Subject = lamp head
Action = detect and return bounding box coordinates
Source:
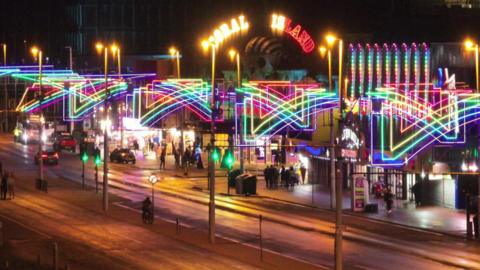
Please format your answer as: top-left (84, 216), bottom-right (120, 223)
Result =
top-left (95, 42), bottom-right (104, 54)
top-left (30, 46), bottom-right (39, 57)
top-left (325, 34), bottom-right (337, 46)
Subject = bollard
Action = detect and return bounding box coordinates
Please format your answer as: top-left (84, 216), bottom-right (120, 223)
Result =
top-left (53, 241), bottom-right (58, 270)
top-left (259, 215), bottom-right (263, 262)
top-left (467, 194), bottom-right (471, 238)
top-left (176, 218), bottom-right (180, 235)
top-left (0, 221), bottom-right (3, 247)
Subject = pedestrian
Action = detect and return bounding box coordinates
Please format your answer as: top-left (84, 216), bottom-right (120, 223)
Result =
top-left (280, 166), bottom-right (288, 188)
top-left (411, 181), bottom-right (422, 206)
top-left (264, 165), bottom-right (270, 188)
top-left (300, 164), bottom-right (306, 185)
top-left (182, 148), bottom-right (191, 176)
top-left (288, 166), bottom-right (296, 191)
top-left (159, 147), bottom-right (166, 170)
top-left (272, 165), bottom-right (279, 189)
top-left (173, 147), bottom-right (180, 167)
top-left (384, 187), bottom-right (394, 214)
top-left (195, 145), bottom-right (204, 169)
top-left (8, 172), bottom-right (15, 199)
top-left (1, 171), bottom-right (8, 200)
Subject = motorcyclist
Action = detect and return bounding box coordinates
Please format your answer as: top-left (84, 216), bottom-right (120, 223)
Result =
top-left (142, 197), bottom-right (153, 221)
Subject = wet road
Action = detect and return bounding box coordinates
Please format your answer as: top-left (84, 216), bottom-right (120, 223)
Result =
top-left (1, 135), bottom-right (480, 270)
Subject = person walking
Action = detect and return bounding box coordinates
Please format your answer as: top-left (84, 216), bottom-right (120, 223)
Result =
top-left (8, 172), bottom-right (15, 199)
top-left (1, 171), bottom-right (8, 200)
top-left (384, 187), bottom-right (394, 214)
top-left (300, 164), bottom-right (306, 185)
top-left (264, 165), bottom-right (270, 188)
top-left (280, 166), bottom-right (288, 188)
top-left (288, 166), bottom-right (296, 191)
top-left (411, 181), bottom-right (422, 206)
top-left (182, 148), bottom-right (191, 176)
top-left (272, 165), bottom-right (279, 189)
top-left (159, 147), bottom-right (166, 170)
top-left (173, 147), bottom-right (180, 167)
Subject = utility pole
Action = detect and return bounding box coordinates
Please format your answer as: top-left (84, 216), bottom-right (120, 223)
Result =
top-left (335, 39), bottom-right (344, 270)
top-left (103, 47), bottom-right (109, 211)
top-left (328, 49), bottom-right (336, 209)
top-left (236, 53), bottom-right (244, 172)
top-left (209, 45), bottom-right (216, 244)
top-left (65, 46), bottom-right (74, 134)
top-left (3, 44), bottom-right (8, 133)
top-left (38, 50), bottom-right (44, 187)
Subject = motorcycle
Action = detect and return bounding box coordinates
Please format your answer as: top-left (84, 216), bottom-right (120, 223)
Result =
top-left (142, 209), bottom-right (153, 224)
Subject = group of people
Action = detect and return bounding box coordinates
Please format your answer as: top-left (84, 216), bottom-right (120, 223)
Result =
top-left (0, 163), bottom-right (15, 200)
top-left (264, 164), bottom-right (307, 190)
top-left (159, 142), bottom-right (204, 174)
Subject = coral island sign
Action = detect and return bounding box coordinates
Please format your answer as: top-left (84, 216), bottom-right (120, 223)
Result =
top-left (208, 15), bottom-right (249, 45)
top-left (271, 14), bottom-right (315, 53)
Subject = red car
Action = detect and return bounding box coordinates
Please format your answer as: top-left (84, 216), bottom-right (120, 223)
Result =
top-left (53, 133), bottom-right (76, 152)
top-left (34, 150), bottom-right (59, 165)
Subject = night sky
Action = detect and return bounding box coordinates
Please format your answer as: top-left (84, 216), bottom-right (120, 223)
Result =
top-left (1, 0), bottom-right (480, 66)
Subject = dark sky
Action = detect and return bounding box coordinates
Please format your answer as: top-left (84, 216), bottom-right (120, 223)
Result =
top-left (1, 0), bottom-right (480, 65)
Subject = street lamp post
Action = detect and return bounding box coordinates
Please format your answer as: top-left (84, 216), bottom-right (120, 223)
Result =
top-left (65, 46), bottom-right (74, 134)
top-left (465, 39), bottom-right (480, 239)
top-left (170, 47), bottom-right (184, 155)
top-left (209, 44), bottom-right (217, 244)
top-left (229, 49), bottom-right (244, 172)
top-left (323, 33), bottom-right (344, 270)
top-left (31, 47), bottom-right (44, 188)
top-left (96, 42), bottom-right (110, 211)
top-left (3, 43), bottom-right (7, 132)
top-left (148, 174), bottom-right (158, 223)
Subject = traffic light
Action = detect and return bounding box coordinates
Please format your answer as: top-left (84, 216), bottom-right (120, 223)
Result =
top-left (212, 147), bottom-right (220, 162)
top-left (221, 149), bottom-right (234, 169)
top-left (82, 152), bottom-right (89, 163)
top-left (225, 149), bottom-right (234, 169)
top-left (95, 154), bottom-right (101, 166)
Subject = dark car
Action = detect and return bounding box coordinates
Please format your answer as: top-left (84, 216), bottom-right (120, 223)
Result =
top-left (110, 148), bottom-right (136, 164)
top-left (53, 133), bottom-right (76, 152)
top-left (34, 150), bottom-right (59, 165)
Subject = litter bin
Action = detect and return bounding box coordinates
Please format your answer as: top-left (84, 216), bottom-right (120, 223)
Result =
top-left (235, 174), bottom-right (249, 194)
top-left (229, 169), bottom-right (242, 188)
top-left (243, 175), bottom-right (257, 195)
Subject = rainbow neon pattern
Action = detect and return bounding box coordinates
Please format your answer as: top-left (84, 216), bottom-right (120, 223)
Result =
top-left (368, 83), bottom-right (476, 166)
top-left (14, 69), bottom-right (155, 121)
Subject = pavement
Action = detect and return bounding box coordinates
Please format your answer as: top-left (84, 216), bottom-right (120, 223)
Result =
top-left (133, 152), bottom-right (467, 237)
top-left (0, 162), bottom-right (321, 270)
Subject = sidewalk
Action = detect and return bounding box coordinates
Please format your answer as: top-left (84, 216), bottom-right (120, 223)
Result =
top-left (132, 154), bottom-right (467, 237)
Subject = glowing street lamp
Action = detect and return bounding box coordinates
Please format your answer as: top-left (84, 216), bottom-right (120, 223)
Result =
top-left (169, 46), bottom-right (181, 79)
top-left (110, 44), bottom-right (121, 76)
top-left (326, 34), bottom-right (337, 46)
top-left (322, 32), bottom-right (344, 270)
top-left (2, 43), bottom-right (7, 132)
top-left (464, 39), bottom-right (479, 91)
top-left (31, 46), bottom-right (45, 188)
top-left (318, 46), bottom-right (327, 58)
top-left (228, 48), bottom-right (244, 172)
top-left (95, 41), bottom-right (110, 211)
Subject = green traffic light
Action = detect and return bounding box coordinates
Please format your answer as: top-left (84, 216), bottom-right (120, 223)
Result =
top-left (82, 153), bottom-right (88, 163)
top-left (212, 149), bottom-right (220, 161)
top-left (226, 155), bottom-right (234, 167)
top-left (95, 156), bottom-right (101, 165)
